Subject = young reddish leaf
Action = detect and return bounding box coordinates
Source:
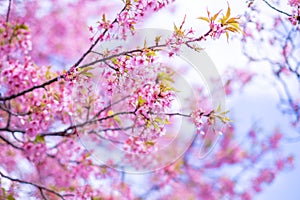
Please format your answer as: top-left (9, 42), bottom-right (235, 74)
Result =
top-left (212, 10), bottom-right (222, 21)
top-left (227, 17), bottom-right (239, 23)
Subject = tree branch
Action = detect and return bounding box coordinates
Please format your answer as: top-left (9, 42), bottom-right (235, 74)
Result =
top-left (6, 0), bottom-right (12, 22)
top-left (0, 134), bottom-right (23, 150)
top-left (41, 110), bottom-right (136, 137)
top-left (262, 0), bottom-right (291, 17)
top-left (78, 31), bottom-right (211, 70)
top-left (0, 171), bottom-right (74, 200)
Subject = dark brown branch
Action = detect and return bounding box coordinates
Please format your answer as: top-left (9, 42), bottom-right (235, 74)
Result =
top-left (0, 102), bottom-right (31, 117)
top-left (0, 134), bottom-right (23, 150)
top-left (0, 171), bottom-right (74, 200)
top-left (41, 109), bottom-right (197, 138)
top-left (153, 112), bottom-right (191, 118)
top-left (6, 102), bottom-right (11, 128)
top-left (6, 0), bottom-right (12, 22)
top-left (89, 130), bottom-right (124, 144)
top-left (79, 29), bottom-right (212, 69)
top-left (41, 110), bottom-right (135, 137)
top-left (0, 127), bottom-right (25, 134)
top-left (78, 46), bottom-right (160, 69)
top-left (0, 76), bottom-right (60, 101)
top-left (71, 3), bottom-right (128, 68)
top-left (104, 60), bottom-right (119, 71)
top-left (0, 23), bottom-right (211, 102)
top-left (93, 95), bottom-right (130, 119)
top-left (39, 188), bottom-right (49, 200)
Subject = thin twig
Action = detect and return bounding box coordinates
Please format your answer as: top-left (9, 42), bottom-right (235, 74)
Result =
top-left (0, 134), bottom-right (23, 150)
top-left (79, 29), bottom-right (212, 70)
top-left (262, 0), bottom-right (291, 17)
top-left (93, 95), bottom-right (130, 119)
top-left (6, 0), bottom-right (12, 22)
top-left (41, 110), bottom-right (135, 137)
top-left (0, 102), bottom-right (31, 117)
top-left (0, 127), bottom-right (25, 134)
top-left (39, 188), bottom-right (49, 200)
top-left (153, 112), bottom-right (191, 118)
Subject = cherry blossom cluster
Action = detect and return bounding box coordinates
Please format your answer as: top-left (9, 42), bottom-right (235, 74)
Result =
top-left (0, 20), bottom-right (32, 60)
top-left (288, 0), bottom-right (300, 7)
top-left (90, 0), bottom-right (175, 42)
top-left (89, 50), bottom-right (176, 153)
top-left (198, 5), bottom-right (242, 40)
top-left (289, 9), bottom-right (300, 25)
top-left (123, 136), bottom-right (157, 154)
top-left (23, 142), bottom-right (47, 164)
top-left (128, 82), bottom-right (173, 117)
top-left (1, 59), bottom-right (41, 96)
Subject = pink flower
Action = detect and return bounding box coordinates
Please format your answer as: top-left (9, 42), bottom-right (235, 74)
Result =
top-left (210, 23), bottom-right (226, 39)
top-left (191, 109), bottom-right (204, 129)
top-left (289, 0), bottom-right (300, 7)
top-left (26, 120), bottom-right (40, 138)
top-left (269, 132), bottom-right (282, 149)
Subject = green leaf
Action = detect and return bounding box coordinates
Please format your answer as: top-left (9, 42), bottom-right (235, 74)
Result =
top-left (146, 50), bottom-right (156, 57)
top-left (146, 119), bottom-right (151, 128)
top-left (221, 110), bottom-right (230, 115)
top-left (144, 141), bottom-right (155, 146)
top-left (154, 35), bottom-right (161, 45)
top-left (173, 23), bottom-right (184, 36)
top-left (91, 197), bottom-right (104, 200)
top-left (18, 24), bottom-right (29, 30)
top-left (53, 92), bottom-right (60, 101)
top-left (45, 68), bottom-right (51, 80)
top-left (225, 31), bottom-right (229, 42)
top-left (216, 104), bottom-right (222, 113)
top-left (113, 115), bottom-right (122, 124)
top-left (1, 188), bottom-right (6, 196)
top-left (228, 22), bottom-right (242, 32)
top-left (82, 72), bottom-right (94, 78)
top-left (157, 71), bottom-right (175, 83)
top-left (7, 194), bottom-right (16, 200)
top-left (138, 96), bottom-right (146, 107)
top-left (34, 135), bottom-right (45, 144)
top-left (227, 17), bottom-right (239, 23)
top-left (79, 66), bottom-right (94, 72)
top-left (78, 66), bottom-right (95, 78)
top-left (154, 117), bottom-right (162, 123)
top-left (111, 57), bottom-right (118, 65)
top-left (197, 16), bottom-right (209, 22)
